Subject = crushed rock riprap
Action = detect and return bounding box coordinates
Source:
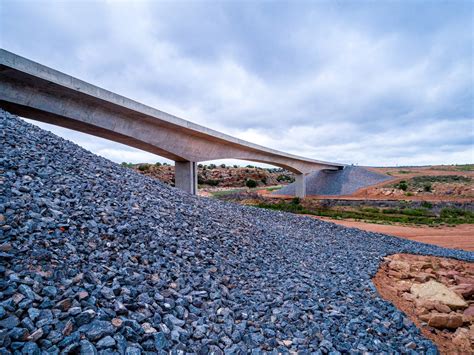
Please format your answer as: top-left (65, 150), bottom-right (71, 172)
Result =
top-left (0, 109), bottom-right (473, 354)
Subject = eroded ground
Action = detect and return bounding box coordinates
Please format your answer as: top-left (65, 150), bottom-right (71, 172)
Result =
top-left (374, 254), bottom-right (474, 354)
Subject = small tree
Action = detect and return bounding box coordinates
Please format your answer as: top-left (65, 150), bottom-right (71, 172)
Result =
top-left (138, 164), bottom-right (150, 171)
top-left (246, 179), bottom-right (257, 188)
top-left (421, 201), bottom-right (433, 209)
top-left (206, 179), bottom-right (219, 186)
top-left (396, 181), bottom-right (408, 191)
top-left (220, 163), bottom-right (226, 168)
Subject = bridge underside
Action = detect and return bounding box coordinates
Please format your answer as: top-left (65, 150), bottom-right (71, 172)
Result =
top-left (0, 50), bottom-right (344, 197)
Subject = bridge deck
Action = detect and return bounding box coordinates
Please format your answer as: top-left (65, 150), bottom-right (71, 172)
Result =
top-left (0, 49), bottom-right (344, 196)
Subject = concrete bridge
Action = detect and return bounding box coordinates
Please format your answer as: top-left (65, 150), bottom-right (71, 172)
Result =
top-left (0, 49), bottom-right (344, 197)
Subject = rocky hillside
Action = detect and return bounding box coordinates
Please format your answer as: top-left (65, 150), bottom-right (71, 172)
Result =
top-left (1, 110), bottom-right (473, 354)
top-left (126, 163), bottom-right (294, 188)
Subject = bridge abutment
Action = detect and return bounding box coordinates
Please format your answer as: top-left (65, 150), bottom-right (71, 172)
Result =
top-left (295, 173), bottom-right (306, 198)
top-left (175, 161), bottom-right (198, 195)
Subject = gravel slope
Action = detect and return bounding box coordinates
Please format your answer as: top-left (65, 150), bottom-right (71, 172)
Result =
top-left (1, 110), bottom-right (473, 354)
top-left (275, 166), bottom-right (392, 196)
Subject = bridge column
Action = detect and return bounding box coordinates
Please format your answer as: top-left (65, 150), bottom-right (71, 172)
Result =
top-left (175, 161), bottom-right (198, 194)
top-left (295, 173), bottom-right (306, 198)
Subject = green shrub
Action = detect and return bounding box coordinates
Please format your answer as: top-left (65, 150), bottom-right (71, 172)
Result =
top-left (246, 179), bottom-right (257, 188)
top-left (276, 174), bottom-right (294, 183)
top-left (208, 164), bottom-right (217, 169)
top-left (233, 165), bottom-right (239, 168)
top-left (261, 177), bottom-right (267, 184)
top-left (396, 181), bottom-right (408, 191)
top-left (440, 208), bottom-right (471, 218)
top-left (138, 164), bottom-right (150, 171)
top-left (206, 179), bottom-right (219, 186)
top-left (291, 197), bottom-right (301, 205)
top-left (401, 208), bottom-right (428, 216)
top-left (220, 164), bottom-right (226, 168)
top-left (155, 162), bottom-right (162, 167)
top-left (361, 207), bottom-right (379, 213)
top-left (421, 201), bottom-right (433, 209)
top-left (198, 177), bottom-right (219, 186)
top-left (424, 184), bottom-right (432, 192)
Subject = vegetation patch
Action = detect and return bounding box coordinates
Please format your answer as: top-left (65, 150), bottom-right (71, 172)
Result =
top-left (411, 175), bottom-right (471, 185)
top-left (393, 175), bottom-right (471, 193)
top-left (245, 179), bottom-right (258, 188)
top-left (251, 200), bottom-right (474, 226)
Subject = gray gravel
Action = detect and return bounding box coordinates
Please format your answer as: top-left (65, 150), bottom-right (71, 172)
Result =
top-left (1, 110), bottom-right (473, 354)
top-left (275, 166), bottom-right (392, 196)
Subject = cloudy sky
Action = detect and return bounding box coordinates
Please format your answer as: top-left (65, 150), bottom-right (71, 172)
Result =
top-left (1, 0), bottom-right (473, 167)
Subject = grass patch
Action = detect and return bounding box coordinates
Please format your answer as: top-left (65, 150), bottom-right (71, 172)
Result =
top-left (265, 186), bottom-right (282, 192)
top-left (209, 188), bottom-right (246, 198)
top-left (456, 164), bottom-right (474, 171)
top-left (411, 175), bottom-right (471, 185)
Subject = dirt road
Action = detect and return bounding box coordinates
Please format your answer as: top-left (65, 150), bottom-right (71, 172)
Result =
top-left (313, 217), bottom-right (474, 251)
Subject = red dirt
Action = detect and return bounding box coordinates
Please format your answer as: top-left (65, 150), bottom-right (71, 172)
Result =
top-left (311, 217), bottom-right (474, 251)
top-left (373, 254), bottom-right (474, 354)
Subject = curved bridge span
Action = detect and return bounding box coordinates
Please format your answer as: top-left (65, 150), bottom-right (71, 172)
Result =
top-left (0, 49), bottom-right (344, 196)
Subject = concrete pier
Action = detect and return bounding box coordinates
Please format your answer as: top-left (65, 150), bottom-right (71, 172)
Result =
top-left (295, 174), bottom-right (306, 198)
top-left (175, 161), bottom-right (198, 194)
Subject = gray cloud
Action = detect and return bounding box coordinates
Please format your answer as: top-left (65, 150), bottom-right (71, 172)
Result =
top-left (1, 0), bottom-right (473, 166)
